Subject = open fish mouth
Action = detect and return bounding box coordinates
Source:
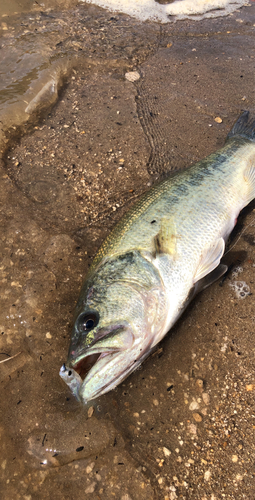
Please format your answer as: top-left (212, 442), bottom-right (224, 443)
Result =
top-left (59, 349), bottom-right (122, 402)
top-left (60, 327), bottom-right (136, 401)
top-left (72, 353), bottom-right (102, 380)
top-left (71, 348), bottom-right (120, 381)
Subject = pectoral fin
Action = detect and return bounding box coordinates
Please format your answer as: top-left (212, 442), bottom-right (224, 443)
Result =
top-left (183, 263), bottom-right (228, 312)
top-left (194, 263), bottom-right (228, 293)
top-left (194, 238), bottom-right (225, 284)
top-left (244, 160), bottom-right (255, 205)
top-left (155, 218), bottom-right (177, 256)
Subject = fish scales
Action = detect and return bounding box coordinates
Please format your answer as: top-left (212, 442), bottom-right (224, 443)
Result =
top-left (91, 139), bottom-right (252, 266)
top-left (60, 111), bottom-right (255, 404)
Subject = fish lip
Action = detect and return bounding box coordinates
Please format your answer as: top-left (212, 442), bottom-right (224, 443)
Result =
top-left (70, 346), bottom-right (120, 372)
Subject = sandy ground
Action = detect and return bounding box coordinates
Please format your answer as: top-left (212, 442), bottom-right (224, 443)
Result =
top-left (0, 3), bottom-right (255, 499)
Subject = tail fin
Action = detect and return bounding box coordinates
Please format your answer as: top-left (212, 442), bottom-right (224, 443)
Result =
top-left (227, 111), bottom-right (255, 142)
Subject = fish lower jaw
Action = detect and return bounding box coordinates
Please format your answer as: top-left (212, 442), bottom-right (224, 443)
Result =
top-left (78, 346), bottom-right (155, 404)
top-left (78, 350), bottom-right (124, 403)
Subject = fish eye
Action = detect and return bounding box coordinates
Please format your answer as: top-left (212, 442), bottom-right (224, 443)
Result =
top-left (76, 311), bottom-right (99, 334)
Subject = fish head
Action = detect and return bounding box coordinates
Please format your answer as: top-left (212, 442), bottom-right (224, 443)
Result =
top-left (60, 251), bottom-right (167, 403)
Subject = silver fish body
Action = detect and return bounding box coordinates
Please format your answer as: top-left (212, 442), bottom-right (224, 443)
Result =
top-left (60, 111), bottom-right (255, 403)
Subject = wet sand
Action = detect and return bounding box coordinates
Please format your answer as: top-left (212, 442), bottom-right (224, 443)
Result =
top-left (0, 3), bottom-right (255, 499)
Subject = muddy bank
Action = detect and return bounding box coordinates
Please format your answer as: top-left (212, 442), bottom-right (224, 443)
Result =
top-left (0, 2), bottom-right (255, 499)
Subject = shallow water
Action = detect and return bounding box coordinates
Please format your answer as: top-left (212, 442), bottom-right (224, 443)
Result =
top-left (1, 2), bottom-right (255, 499)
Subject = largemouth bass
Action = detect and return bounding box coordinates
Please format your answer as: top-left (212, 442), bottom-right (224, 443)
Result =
top-left (60, 111), bottom-right (255, 404)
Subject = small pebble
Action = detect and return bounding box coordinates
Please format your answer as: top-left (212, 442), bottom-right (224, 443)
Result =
top-left (232, 455), bottom-right (238, 463)
top-left (246, 384), bottom-right (254, 391)
top-left (193, 412), bottom-right (202, 422)
top-left (88, 406), bottom-right (94, 418)
top-left (236, 474), bottom-right (243, 481)
top-left (163, 447), bottom-right (171, 457)
top-left (214, 116), bottom-right (222, 123)
top-left (85, 482), bottom-right (96, 494)
top-left (189, 401), bottom-right (199, 411)
top-left (86, 462), bottom-right (95, 474)
top-left (204, 470), bottom-right (211, 481)
top-left (196, 378), bottom-right (204, 391)
top-left (125, 71), bottom-right (140, 82)
top-left (188, 424), bottom-right (197, 435)
top-left (202, 393), bottom-right (210, 405)
top-left (153, 399), bottom-right (159, 406)
top-left (169, 486), bottom-right (177, 500)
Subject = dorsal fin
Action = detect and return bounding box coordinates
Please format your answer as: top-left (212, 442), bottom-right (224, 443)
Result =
top-left (227, 110), bottom-right (255, 142)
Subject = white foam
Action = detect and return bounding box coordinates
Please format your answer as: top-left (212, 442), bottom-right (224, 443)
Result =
top-left (229, 280), bottom-right (251, 299)
top-left (166, 0), bottom-right (247, 20)
top-left (80, 0), bottom-right (248, 23)
top-left (231, 265), bottom-right (243, 279)
top-left (81, 0), bottom-right (168, 22)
